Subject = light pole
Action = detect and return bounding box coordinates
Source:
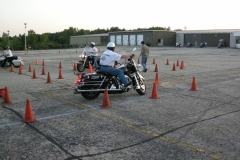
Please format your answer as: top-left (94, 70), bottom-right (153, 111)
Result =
top-left (24, 23), bottom-right (27, 50)
top-left (7, 30), bottom-right (10, 46)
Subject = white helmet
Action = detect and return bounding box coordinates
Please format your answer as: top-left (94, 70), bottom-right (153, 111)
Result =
top-left (107, 42), bottom-right (115, 48)
top-left (90, 42), bottom-right (95, 46)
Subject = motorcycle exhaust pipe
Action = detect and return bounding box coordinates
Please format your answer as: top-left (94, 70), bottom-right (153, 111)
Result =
top-left (74, 88), bottom-right (123, 94)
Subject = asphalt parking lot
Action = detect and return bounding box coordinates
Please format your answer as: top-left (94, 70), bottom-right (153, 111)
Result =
top-left (0, 46), bottom-right (240, 160)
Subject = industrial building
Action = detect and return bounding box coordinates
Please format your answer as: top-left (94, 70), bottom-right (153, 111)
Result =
top-left (70, 29), bottom-right (240, 48)
top-left (176, 29), bottom-right (240, 48)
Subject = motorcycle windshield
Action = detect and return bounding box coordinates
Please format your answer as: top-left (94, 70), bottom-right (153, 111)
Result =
top-left (79, 46), bottom-right (90, 58)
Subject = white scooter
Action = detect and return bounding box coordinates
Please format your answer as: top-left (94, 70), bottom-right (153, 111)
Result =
top-left (0, 55), bottom-right (24, 68)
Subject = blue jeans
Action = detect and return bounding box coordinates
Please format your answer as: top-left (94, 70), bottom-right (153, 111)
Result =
top-left (141, 55), bottom-right (148, 71)
top-left (92, 56), bottom-right (98, 69)
top-left (99, 66), bottom-right (128, 86)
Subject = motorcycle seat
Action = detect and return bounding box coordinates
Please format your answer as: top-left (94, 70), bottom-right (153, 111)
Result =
top-left (96, 71), bottom-right (111, 76)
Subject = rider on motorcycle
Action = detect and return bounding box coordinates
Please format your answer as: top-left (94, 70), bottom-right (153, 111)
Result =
top-left (1, 46), bottom-right (14, 67)
top-left (99, 42), bottom-right (132, 88)
top-left (88, 42), bottom-right (98, 70)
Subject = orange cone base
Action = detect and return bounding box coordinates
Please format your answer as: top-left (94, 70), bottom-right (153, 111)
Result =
top-left (100, 104), bottom-right (113, 109)
top-left (0, 89), bottom-right (5, 97)
top-left (190, 88), bottom-right (198, 91)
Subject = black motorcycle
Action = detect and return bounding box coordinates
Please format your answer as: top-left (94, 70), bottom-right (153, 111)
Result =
top-left (76, 46), bottom-right (100, 72)
top-left (74, 54), bottom-right (146, 100)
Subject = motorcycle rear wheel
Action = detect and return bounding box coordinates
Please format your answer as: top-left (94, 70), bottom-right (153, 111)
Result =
top-left (81, 86), bottom-right (100, 100)
top-left (77, 62), bottom-right (85, 72)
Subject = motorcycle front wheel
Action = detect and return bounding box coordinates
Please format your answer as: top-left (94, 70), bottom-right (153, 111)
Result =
top-left (136, 78), bottom-right (146, 95)
top-left (77, 62), bottom-right (85, 72)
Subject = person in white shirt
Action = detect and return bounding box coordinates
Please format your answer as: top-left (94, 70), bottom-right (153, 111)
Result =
top-left (1, 46), bottom-right (14, 67)
top-left (88, 42), bottom-right (98, 69)
top-left (99, 42), bottom-right (131, 88)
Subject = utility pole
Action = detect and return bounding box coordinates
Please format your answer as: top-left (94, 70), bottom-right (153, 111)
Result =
top-left (24, 23), bottom-right (27, 50)
top-left (7, 30), bottom-right (10, 46)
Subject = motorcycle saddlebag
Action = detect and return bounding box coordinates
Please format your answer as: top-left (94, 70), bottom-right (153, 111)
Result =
top-left (82, 73), bottom-right (104, 81)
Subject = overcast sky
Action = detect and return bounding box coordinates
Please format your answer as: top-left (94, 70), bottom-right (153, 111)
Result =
top-left (1, 0), bottom-right (239, 37)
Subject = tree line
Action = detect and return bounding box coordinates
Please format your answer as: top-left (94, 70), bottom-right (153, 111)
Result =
top-left (0, 26), bottom-right (182, 51)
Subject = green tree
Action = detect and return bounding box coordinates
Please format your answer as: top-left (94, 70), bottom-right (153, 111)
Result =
top-left (40, 33), bottom-right (48, 49)
top-left (27, 30), bottom-right (38, 48)
top-left (12, 35), bottom-right (22, 50)
top-left (1, 32), bottom-right (8, 48)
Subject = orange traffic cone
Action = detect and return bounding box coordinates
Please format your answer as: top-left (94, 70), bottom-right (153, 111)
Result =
top-left (32, 69), bottom-right (37, 79)
top-left (18, 66), bottom-right (22, 75)
top-left (138, 58), bottom-right (140, 64)
top-left (88, 63), bottom-right (93, 73)
top-left (28, 64), bottom-right (32, 72)
top-left (176, 60), bottom-right (179, 66)
top-left (166, 59), bottom-right (169, 65)
top-left (172, 63), bottom-right (176, 71)
top-left (2, 87), bottom-right (12, 104)
top-left (22, 99), bottom-right (36, 123)
top-left (20, 63), bottom-right (23, 70)
top-left (58, 69), bottom-right (64, 79)
top-left (100, 88), bottom-right (112, 109)
top-left (59, 61), bottom-right (62, 68)
top-left (73, 63), bottom-right (76, 71)
top-left (149, 82), bottom-right (160, 99)
top-left (35, 59), bottom-right (39, 65)
top-left (41, 66), bottom-right (46, 75)
top-left (154, 64), bottom-right (158, 72)
top-left (180, 61), bottom-right (184, 69)
top-left (154, 72), bottom-right (160, 85)
top-left (0, 88), bottom-right (5, 97)
top-left (152, 58), bottom-right (155, 64)
top-left (42, 60), bottom-right (45, 66)
top-left (182, 60), bottom-right (185, 68)
top-left (10, 65), bottom-right (14, 72)
top-left (46, 72), bottom-right (52, 84)
top-left (190, 77), bottom-right (198, 91)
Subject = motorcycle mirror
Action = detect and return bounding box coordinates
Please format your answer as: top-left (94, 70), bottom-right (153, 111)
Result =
top-left (133, 47), bottom-right (136, 52)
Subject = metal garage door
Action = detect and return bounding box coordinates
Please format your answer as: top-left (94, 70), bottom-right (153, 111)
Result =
top-left (116, 35), bottom-right (122, 45)
top-left (130, 35), bottom-right (136, 46)
top-left (137, 35), bottom-right (143, 46)
top-left (110, 35), bottom-right (115, 44)
top-left (123, 35), bottom-right (128, 45)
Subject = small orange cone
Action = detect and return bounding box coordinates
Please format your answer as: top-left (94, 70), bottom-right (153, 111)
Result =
top-left (152, 58), bottom-right (155, 64)
top-left (190, 77), bottom-right (198, 91)
top-left (176, 60), bottom-right (179, 66)
top-left (35, 59), bottom-right (39, 65)
top-left (2, 87), bottom-right (12, 104)
top-left (172, 63), bottom-right (176, 71)
top-left (73, 63), bottom-right (76, 71)
top-left (180, 61), bottom-right (184, 69)
top-left (182, 60), bottom-right (185, 68)
top-left (149, 82), bottom-right (160, 99)
top-left (154, 72), bottom-right (160, 85)
top-left (59, 61), bottom-right (62, 68)
top-left (100, 88), bottom-right (112, 109)
top-left (10, 65), bottom-right (14, 72)
top-left (41, 66), bottom-right (46, 75)
top-left (28, 64), bottom-right (32, 72)
top-left (20, 63), bottom-right (23, 70)
top-left (166, 59), bottom-right (169, 65)
top-left (58, 69), bottom-right (64, 79)
top-left (22, 99), bottom-right (36, 123)
top-left (42, 60), bottom-right (45, 66)
top-left (154, 64), bottom-right (158, 72)
top-left (88, 63), bottom-right (93, 73)
top-left (32, 69), bottom-right (37, 79)
top-left (0, 88), bottom-right (5, 98)
top-left (18, 66), bottom-right (22, 75)
top-left (138, 58), bottom-right (140, 64)
top-left (46, 72), bottom-right (52, 84)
